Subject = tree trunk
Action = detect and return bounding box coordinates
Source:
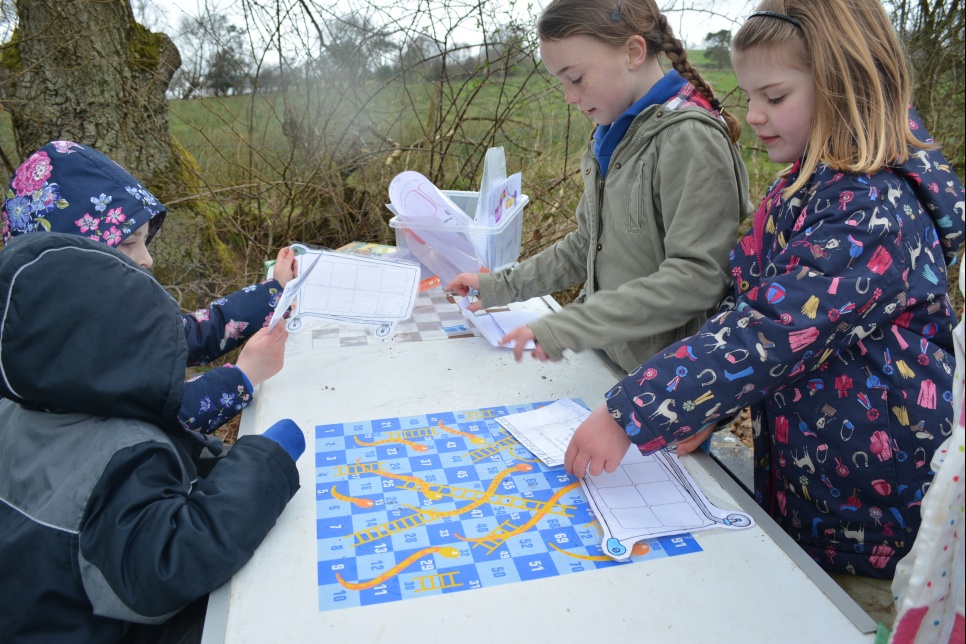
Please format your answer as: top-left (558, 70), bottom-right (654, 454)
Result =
top-left (1, 0), bottom-right (181, 183)
top-left (1, 1), bottom-right (235, 308)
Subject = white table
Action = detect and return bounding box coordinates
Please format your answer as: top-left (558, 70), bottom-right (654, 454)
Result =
top-left (202, 295), bottom-right (876, 643)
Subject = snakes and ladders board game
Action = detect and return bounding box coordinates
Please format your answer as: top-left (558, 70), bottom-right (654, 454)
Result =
top-left (315, 401), bottom-right (703, 612)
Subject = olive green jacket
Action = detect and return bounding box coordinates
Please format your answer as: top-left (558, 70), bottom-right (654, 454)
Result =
top-left (478, 104), bottom-right (751, 372)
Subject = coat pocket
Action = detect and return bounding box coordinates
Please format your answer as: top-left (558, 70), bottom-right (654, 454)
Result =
top-left (621, 161), bottom-right (655, 235)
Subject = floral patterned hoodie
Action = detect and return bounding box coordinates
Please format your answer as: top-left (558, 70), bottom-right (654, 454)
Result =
top-left (603, 110), bottom-right (965, 578)
top-left (1, 141), bottom-right (285, 434)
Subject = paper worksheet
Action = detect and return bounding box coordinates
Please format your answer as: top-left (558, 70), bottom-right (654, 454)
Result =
top-left (494, 399), bottom-right (756, 560)
top-left (495, 398), bottom-right (590, 467)
top-left (267, 251), bottom-right (324, 331)
top-left (581, 446), bottom-right (755, 560)
top-left (273, 245), bottom-right (420, 337)
top-left (483, 172), bottom-right (522, 226)
top-left (457, 296), bottom-right (541, 350)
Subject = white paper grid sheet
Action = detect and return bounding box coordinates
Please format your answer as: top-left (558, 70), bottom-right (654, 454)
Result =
top-left (581, 446), bottom-right (755, 560)
top-left (286, 245), bottom-right (420, 337)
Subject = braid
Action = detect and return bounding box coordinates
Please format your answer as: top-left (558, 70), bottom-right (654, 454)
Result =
top-left (657, 20), bottom-right (742, 143)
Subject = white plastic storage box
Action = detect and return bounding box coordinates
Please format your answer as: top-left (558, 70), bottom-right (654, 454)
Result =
top-left (387, 190), bottom-right (529, 279)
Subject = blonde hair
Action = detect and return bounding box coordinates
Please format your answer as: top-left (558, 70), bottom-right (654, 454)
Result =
top-left (733, 0), bottom-right (929, 195)
top-left (538, 0), bottom-right (742, 143)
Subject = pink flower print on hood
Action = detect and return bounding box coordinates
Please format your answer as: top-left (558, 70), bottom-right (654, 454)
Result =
top-left (1, 141), bottom-right (166, 247)
top-left (11, 151), bottom-right (54, 196)
top-left (101, 226), bottom-right (124, 247)
top-left (103, 207), bottom-right (126, 225)
top-left (75, 214), bottom-right (101, 235)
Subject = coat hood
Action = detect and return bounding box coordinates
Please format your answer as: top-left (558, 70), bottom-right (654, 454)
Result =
top-left (1, 141), bottom-right (166, 247)
top-left (0, 233), bottom-right (186, 428)
top-left (622, 83), bottom-right (735, 148)
top-left (892, 108), bottom-right (965, 267)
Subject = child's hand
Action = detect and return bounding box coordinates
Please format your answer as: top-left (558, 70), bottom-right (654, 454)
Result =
top-left (674, 425), bottom-right (715, 455)
top-left (501, 325), bottom-right (548, 362)
top-left (564, 403), bottom-right (631, 477)
top-left (272, 247), bottom-right (298, 287)
top-left (235, 323), bottom-right (288, 387)
top-left (445, 273), bottom-right (482, 311)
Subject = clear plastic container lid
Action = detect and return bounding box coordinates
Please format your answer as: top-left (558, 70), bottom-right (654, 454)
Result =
top-left (387, 191), bottom-right (529, 234)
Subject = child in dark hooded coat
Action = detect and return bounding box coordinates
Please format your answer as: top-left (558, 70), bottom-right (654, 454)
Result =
top-left (0, 231), bottom-right (303, 642)
top-left (1, 140), bottom-right (295, 434)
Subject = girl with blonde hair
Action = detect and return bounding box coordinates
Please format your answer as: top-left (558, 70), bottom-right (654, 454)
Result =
top-left (567, 0), bottom-right (964, 610)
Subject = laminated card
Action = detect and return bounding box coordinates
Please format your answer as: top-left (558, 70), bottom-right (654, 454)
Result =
top-left (496, 399), bottom-right (755, 560)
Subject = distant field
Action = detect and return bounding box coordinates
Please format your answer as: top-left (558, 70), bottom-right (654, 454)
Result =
top-left (0, 50), bottom-right (780, 203)
top-left (164, 70), bottom-right (587, 192)
top-left (161, 51), bottom-right (779, 192)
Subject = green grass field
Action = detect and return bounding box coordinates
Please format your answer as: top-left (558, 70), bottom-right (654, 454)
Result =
top-left (0, 51), bottom-right (777, 208)
top-left (154, 54), bottom-right (779, 191)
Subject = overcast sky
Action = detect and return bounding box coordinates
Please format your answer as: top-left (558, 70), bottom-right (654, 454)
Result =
top-left (141, 0), bottom-right (755, 49)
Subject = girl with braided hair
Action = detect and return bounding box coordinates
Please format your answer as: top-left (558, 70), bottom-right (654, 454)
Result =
top-left (446, 0), bottom-right (751, 373)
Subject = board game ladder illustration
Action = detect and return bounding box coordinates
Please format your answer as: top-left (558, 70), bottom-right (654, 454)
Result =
top-left (314, 401), bottom-right (722, 611)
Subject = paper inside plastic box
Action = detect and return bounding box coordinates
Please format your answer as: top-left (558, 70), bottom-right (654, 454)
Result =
top-left (388, 190), bottom-right (528, 281)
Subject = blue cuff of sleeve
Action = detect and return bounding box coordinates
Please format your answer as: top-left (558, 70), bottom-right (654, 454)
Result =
top-left (261, 419), bottom-right (306, 461)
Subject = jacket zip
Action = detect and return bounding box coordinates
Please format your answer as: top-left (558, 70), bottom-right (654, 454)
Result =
top-left (752, 178), bottom-right (789, 272)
